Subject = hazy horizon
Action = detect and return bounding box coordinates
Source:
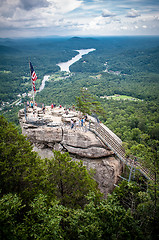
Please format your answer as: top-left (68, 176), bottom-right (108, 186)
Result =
top-left (1, 35), bottom-right (159, 40)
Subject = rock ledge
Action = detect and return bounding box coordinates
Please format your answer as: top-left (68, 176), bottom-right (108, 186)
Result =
top-left (19, 106), bottom-right (122, 196)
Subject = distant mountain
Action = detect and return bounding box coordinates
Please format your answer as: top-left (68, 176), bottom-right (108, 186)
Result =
top-left (65, 36), bottom-right (99, 49)
top-left (68, 36), bottom-right (96, 42)
top-left (35, 36), bottom-right (99, 51)
top-left (0, 45), bottom-right (20, 54)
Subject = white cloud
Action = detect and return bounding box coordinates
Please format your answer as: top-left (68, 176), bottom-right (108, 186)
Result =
top-left (0, 0), bottom-right (84, 31)
top-left (126, 8), bottom-right (140, 18)
top-left (47, 0), bottom-right (83, 14)
top-left (102, 9), bottom-right (116, 18)
top-left (0, 0), bottom-right (158, 37)
top-left (120, 26), bottom-right (128, 30)
top-left (0, 0), bottom-right (83, 18)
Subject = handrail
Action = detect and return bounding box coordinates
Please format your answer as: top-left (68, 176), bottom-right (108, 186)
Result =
top-left (90, 122), bottom-right (154, 181)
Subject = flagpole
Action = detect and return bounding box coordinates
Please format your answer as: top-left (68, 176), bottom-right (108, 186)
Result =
top-left (29, 60), bottom-right (33, 103)
top-left (33, 86), bottom-right (35, 106)
top-left (29, 60), bottom-right (35, 106)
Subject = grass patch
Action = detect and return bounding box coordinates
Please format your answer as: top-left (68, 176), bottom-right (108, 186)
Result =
top-left (100, 94), bottom-right (142, 101)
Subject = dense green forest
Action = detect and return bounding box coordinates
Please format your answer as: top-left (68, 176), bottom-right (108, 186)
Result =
top-left (0, 36), bottom-right (159, 103)
top-left (1, 36), bottom-right (158, 162)
top-left (0, 116), bottom-right (159, 239)
top-left (0, 36), bottom-right (159, 172)
top-left (0, 36), bottom-right (158, 159)
top-left (0, 36), bottom-right (159, 238)
top-left (1, 36), bottom-right (159, 105)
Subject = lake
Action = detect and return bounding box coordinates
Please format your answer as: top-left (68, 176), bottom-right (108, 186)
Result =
top-left (38, 48), bottom-right (96, 92)
top-left (57, 48), bottom-right (96, 72)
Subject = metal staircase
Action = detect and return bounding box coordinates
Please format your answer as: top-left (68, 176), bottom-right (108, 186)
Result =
top-left (89, 122), bottom-right (154, 181)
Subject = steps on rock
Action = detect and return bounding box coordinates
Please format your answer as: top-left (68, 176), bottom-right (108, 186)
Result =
top-left (90, 122), bottom-right (154, 181)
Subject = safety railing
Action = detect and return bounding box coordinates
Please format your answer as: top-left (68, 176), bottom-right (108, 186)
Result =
top-left (90, 122), bottom-right (154, 181)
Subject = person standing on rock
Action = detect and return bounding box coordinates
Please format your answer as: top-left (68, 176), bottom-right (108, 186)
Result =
top-left (27, 101), bottom-right (30, 108)
top-left (30, 101), bottom-right (33, 109)
top-left (81, 118), bottom-right (84, 127)
top-left (84, 121), bottom-right (87, 132)
top-left (42, 104), bottom-right (45, 114)
top-left (71, 119), bottom-right (74, 129)
top-left (74, 120), bottom-right (77, 130)
top-left (76, 119), bottom-right (80, 129)
top-left (82, 118), bottom-right (85, 131)
top-left (84, 115), bottom-right (87, 121)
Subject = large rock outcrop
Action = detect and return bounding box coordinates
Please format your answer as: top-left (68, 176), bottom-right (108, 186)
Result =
top-left (19, 106), bottom-right (122, 197)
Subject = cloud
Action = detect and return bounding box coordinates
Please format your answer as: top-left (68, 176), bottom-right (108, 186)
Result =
top-left (120, 26), bottom-right (128, 30)
top-left (0, 0), bottom-right (83, 18)
top-left (0, 0), bottom-right (158, 37)
top-left (102, 9), bottom-right (116, 18)
top-left (51, 0), bottom-right (83, 13)
top-left (0, 0), bottom-right (50, 17)
top-left (126, 9), bottom-right (140, 18)
top-left (19, 0), bottom-right (50, 11)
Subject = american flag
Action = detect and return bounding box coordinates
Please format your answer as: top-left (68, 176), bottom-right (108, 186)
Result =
top-left (29, 61), bottom-right (37, 92)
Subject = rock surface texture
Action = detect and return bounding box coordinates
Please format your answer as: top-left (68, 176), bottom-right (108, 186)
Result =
top-left (19, 106), bottom-right (122, 197)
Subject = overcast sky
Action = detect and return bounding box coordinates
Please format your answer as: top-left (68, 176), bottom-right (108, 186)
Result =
top-left (0, 0), bottom-right (159, 38)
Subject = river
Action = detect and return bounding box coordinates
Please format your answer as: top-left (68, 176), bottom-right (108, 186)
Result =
top-left (38, 75), bottom-right (50, 92)
top-left (38, 48), bottom-right (96, 92)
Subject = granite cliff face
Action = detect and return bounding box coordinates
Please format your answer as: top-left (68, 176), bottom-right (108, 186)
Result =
top-left (19, 106), bottom-right (122, 197)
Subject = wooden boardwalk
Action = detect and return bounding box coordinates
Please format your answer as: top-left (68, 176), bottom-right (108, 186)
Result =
top-left (90, 122), bottom-right (154, 181)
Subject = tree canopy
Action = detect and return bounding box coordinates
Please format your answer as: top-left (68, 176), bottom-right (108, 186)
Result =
top-left (0, 116), bottom-right (159, 239)
top-left (76, 88), bottom-right (106, 118)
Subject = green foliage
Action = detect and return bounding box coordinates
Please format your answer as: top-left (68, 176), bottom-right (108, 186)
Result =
top-left (1, 185), bottom-right (158, 240)
top-left (1, 36), bottom-right (159, 123)
top-left (0, 116), bottom-right (101, 208)
top-left (0, 193), bottom-right (24, 240)
top-left (0, 192), bottom-right (142, 240)
top-left (46, 150), bottom-right (101, 208)
top-left (136, 200), bottom-right (159, 239)
top-left (24, 194), bottom-right (64, 240)
top-left (0, 71), bottom-right (30, 103)
top-left (1, 36), bottom-right (159, 239)
top-left (2, 104), bottom-right (23, 131)
top-left (76, 88), bottom-right (106, 118)
top-left (113, 181), bottom-right (143, 212)
top-left (112, 180), bottom-right (159, 240)
top-left (60, 192), bottom-right (142, 240)
top-left (0, 118), bottom-right (158, 239)
top-left (0, 116), bottom-right (43, 201)
top-left (101, 97), bottom-right (159, 175)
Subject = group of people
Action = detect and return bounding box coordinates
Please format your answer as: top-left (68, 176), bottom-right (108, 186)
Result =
top-left (27, 100), bottom-right (36, 109)
top-left (25, 101), bottom-right (46, 114)
top-left (70, 115), bottom-right (88, 131)
top-left (51, 103), bottom-right (56, 109)
top-left (25, 101), bottom-right (90, 130)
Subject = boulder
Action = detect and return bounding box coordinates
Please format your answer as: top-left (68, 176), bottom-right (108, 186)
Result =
top-left (19, 106), bottom-right (122, 197)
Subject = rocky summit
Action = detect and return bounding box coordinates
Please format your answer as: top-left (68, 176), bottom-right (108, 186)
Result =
top-left (19, 105), bottom-right (123, 197)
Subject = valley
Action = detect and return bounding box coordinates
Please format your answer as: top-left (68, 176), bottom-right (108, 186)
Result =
top-left (0, 36), bottom-right (158, 161)
top-left (0, 36), bottom-right (159, 240)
